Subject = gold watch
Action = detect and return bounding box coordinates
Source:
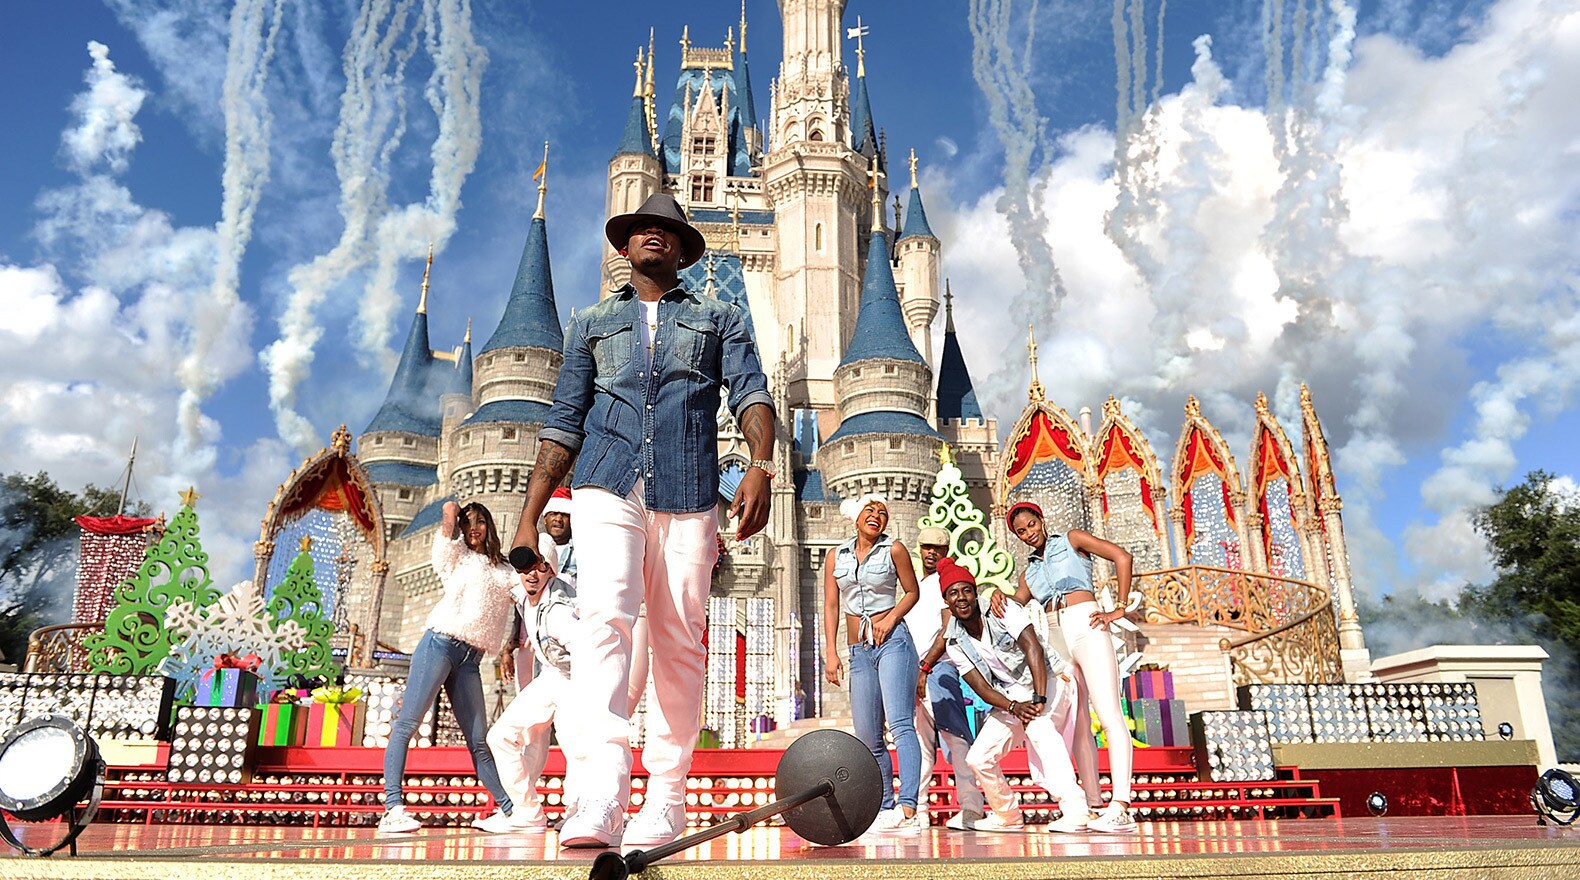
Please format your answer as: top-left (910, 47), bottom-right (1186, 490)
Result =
top-left (749, 459), bottom-right (777, 479)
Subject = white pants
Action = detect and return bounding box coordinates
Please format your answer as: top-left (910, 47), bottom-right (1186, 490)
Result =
top-left (487, 665), bottom-right (568, 823)
top-left (1058, 600), bottom-right (1133, 804)
top-left (564, 484), bottom-right (718, 807)
top-left (915, 693), bottom-right (985, 816)
top-left (966, 707), bottom-right (1086, 819)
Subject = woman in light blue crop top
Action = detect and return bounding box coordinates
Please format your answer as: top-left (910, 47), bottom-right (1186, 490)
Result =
top-left (1000, 500), bottom-right (1141, 834)
top-left (822, 493), bottom-right (925, 832)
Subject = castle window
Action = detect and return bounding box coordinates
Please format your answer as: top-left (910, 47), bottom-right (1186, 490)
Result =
top-left (514, 353), bottom-right (525, 362)
top-left (851, 367), bottom-right (862, 378)
top-left (502, 427), bottom-right (517, 440)
top-left (398, 488), bottom-right (412, 500)
top-left (401, 437), bottom-right (414, 447)
top-left (889, 439), bottom-right (903, 451)
top-left (842, 444), bottom-right (855, 457)
top-left (815, 223), bottom-right (824, 252)
top-left (691, 174), bottom-right (715, 203)
top-left (374, 436), bottom-right (384, 445)
top-left (807, 508), bottom-right (822, 520)
top-left (883, 364), bottom-right (897, 375)
top-left (692, 135), bottom-right (716, 155)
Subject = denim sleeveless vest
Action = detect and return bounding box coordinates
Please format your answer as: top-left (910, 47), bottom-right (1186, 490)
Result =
top-left (1024, 533), bottom-right (1094, 606)
top-left (832, 534), bottom-right (898, 643)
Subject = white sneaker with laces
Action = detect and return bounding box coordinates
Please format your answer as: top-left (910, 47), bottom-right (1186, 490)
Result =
top-left (882, 809), bottom-right (924, 835)
top-left (558, 797), bottom-right (624, 848)
top-left (946, 809), bottom-right (984, 831)
top-left (971, 810), bottom-right (1026, 832)
top-left (378, 805), bottom-right (421, 834)
top-left (1046, 812), bottom-right (1089, 834)
top-left (1087, 803), bottom-right (1137, 833)
top-left (624, 802), bottom-right (687, 848)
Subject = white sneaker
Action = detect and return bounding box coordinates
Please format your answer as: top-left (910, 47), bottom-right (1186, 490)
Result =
top-left (623, 801), bottom-right (686, 847)
top-left (971, 810), bottom-right (1026, 832)
top-left (558, 797), bottom-right (624, 848)
top-left (882, 809), bottom-right (924, 836)
top-left (1046, 812), bottom-right (1089, 834)
top-left (1087, 804), bottom-right (1137, 833)
top-left (377, 805), bottom-right (421, 834)
top-left (946, 809), bottom-right (984, 831)
top-left (472, 809), bottom-right (519, 834)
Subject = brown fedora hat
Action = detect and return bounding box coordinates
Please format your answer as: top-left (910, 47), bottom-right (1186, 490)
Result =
top-left (604, 194), bottom-right (707, 269)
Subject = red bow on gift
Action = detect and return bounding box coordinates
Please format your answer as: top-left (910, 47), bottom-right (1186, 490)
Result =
top-left (201, 652), bottom-right (263, 680)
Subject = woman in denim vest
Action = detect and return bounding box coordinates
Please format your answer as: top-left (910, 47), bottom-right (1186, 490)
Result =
top-left (997, 501), bottom-right (1139, 834)
top-left (822, 494), bottom-right (925, 834)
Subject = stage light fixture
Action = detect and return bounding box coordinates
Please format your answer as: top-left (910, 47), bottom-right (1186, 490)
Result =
top-left (1498, 722), bottom-right (1515, 741)
top-left (1531, 768), bottom-right (1580, 826)
top-left (1366, 792), bottom-right (1388, 817)
top-left (0, 715), bottom-right (106, 857)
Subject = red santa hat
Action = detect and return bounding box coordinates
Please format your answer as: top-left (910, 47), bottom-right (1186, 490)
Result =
top-left (935, 558), bottom-right (977, 597)
top-left (544, 487), bottom-right (573, 516)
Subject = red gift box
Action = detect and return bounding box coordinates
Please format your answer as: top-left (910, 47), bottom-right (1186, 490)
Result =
top-left (304, 701), bottom-right (365, 747)
top-left (258, 703), bottom-right (307, 746)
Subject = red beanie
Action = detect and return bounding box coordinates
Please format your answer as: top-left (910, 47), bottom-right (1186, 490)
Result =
top-left (1006, 500), bottom-right (1043, 531)
top-left (935, 558), bottom-right (976, 597)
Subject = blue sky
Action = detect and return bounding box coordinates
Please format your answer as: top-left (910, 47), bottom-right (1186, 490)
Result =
top-left (2, 0), bottom-right (1577, 615)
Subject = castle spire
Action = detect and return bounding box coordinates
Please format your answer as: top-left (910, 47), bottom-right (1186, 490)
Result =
top-left (739, 0), bottom-right (748, 54)
top-left (848, 19), bottom-right (878, 158)
top-left (416, 243), bottom-right (433, 314)
top-left (481, 179), bottom-right (563, 357)
top-left (937, 282), bottom-right (983, 421)
top-left (633, 46), bottom-right (645, 98)
top-left (898, 149), bottom-right (936, 240)
top-left (533, 141), bottom-right (549, 220)
top-left (842, 165), bottom-right (925, 369)
top-left (850, 15), bottom-right (868, 78)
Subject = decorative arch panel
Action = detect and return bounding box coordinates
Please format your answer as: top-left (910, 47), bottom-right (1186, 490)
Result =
top-left (1250, 394), bottom-right (1308, 580)
top-left (995, 399), bottom-right (1093, 553)
top-left (1172, 397), bottom-right (1246, 569)
top-left (1094, 396), bottom-right (1169, 571)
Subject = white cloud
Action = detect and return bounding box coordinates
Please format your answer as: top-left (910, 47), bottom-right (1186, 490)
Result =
top-left (932, 0), bottom-right (1580, 601)
top-left (61, 41), bottom-right (146, 173)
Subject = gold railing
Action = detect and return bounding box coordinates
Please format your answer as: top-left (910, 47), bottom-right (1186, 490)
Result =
top-left (1109, 565), bottom-right (1342, 686)
top-left (25, 622), bottom-right (104, 673)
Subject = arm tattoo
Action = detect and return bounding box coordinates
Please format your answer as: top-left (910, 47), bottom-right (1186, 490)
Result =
top-left (740, 403), bottom-right (777, 460)
top-left (529, 441), bottom-right (575, 495)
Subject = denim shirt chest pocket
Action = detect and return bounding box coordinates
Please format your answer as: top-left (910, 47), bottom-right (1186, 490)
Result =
top-left (673, 313), bottom-right (721, 373)
top-left (586, 317), bottom-right (635, 379)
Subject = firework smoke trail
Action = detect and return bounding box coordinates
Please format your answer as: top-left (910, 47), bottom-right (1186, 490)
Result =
top-left (173, 0), bottom-right (285, 461)
top-left (967, 0), bottom-right (1066, 404)
top-left (357, 0), bottom-right (486, 366)
top-left (262, 0), bottom-right (484, 451)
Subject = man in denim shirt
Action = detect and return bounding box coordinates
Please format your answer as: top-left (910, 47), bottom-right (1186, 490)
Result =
top-left (510, 194), bottom-right (777, 849)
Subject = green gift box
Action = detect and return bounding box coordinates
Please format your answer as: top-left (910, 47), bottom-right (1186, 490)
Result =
top-left (258, 702), bottom-right (307, 746)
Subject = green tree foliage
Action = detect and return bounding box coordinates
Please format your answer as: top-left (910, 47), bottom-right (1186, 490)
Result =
top-left (1463, 471), bottom-right (1580, 648)
top-left (0, 472), bottom-right (148, 665)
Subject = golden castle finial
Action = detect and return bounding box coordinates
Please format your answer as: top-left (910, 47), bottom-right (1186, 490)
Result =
top-left (331, 424), bottom-right (352, 454)
top-left (1103, 394), bottom-right (1122, 419)
top-left (417, 243), bottom-right (433, 314)
top-left (1255, 391), bottom-right (1270, 416)
top-left (179, 486), bottom-right (201, 507)
top-left (725, 26), bottom-right (734, 57)
top-left (909, 147), bottom-right (919, 190)
top-left (849, 15), bottom-right (869, 78)
top-left (680, 24), bottom-right (690, 53)
top-left (1300, 382), bottom-right (1314, 412)
top-left (464, 316), bottom-right (472, 344)
top-left (1185, 394), bottom-right (1201, 419)
top-left (645, 29), bottom-right (659, 154)
top-left (939, 443), bottom-right (955, 466)
top-left (299, 535), bottom-right (313, 553)
top-left (739, 0), bottom-right (748, 54)
top-left (633, 46), bottom-right (645, 98)
top-left (1026, 324), bottom-right (1045, 401)
top-left (534, 142), bottom-right (549, 220)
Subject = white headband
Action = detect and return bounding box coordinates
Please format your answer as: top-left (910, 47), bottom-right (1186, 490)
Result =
top-left (839, 493), bottom-right (889, 522)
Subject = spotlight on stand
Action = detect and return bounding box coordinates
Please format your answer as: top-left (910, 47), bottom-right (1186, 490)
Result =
top-left (1531, 768), bottom-right (1580, 827)
top-left (0, 715), bottom-right (106, 857)
top-left (1366, 792), bottom-right (1388, 817)
top-left (1498, 722), bottom-right (1515, 741)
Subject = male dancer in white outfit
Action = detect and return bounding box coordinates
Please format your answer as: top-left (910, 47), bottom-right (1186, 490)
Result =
top-left (502, 488), bottom-right (576, 687)
top-left (906, 527), bottom-right (987, 829)
top-left (485, 554), bottom-right (577, 831)
top-left (510, 194), bottom-right (777, 849)
top-left (934, 559), bottom-right (1090, 834)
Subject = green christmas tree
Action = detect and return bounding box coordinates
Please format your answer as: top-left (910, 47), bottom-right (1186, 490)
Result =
top-left (85, 487), bottom-right (222, 674)
top-left (265, 536), bottom-right (340, 683)
top-left (918, 445), bottom-right (1015, 596)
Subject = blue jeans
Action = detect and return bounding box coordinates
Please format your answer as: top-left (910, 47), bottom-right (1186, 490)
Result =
top-left (383, 629), bottom-right (513, 813)
top-left (848, 620), bottom-right (922, 811)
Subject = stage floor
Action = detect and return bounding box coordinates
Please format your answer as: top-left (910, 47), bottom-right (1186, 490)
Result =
top-left (2, 816), bottom-right (1578, 880)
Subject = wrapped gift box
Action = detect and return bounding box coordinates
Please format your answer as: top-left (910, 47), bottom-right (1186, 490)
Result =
top-left (195, 668), bottom-right (260, 708)
top-left (1123, 669), bottom-right (1175, 702)
top-left (305, 701), bottom-right (365, 747)
top-left (258, 702), bottom-right (308, 747)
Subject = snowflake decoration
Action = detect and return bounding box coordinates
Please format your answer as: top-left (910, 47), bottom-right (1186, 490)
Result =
top-left (158, 580), bottom-right (308, 701)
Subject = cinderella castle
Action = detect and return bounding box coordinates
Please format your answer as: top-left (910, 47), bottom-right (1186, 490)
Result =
top-left (339, 1), bottom-right (1370, 735)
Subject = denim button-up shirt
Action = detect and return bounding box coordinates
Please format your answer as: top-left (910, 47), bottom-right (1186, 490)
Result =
top-left (1024, 533), bottom-right (1095, 606)
top-left (538, 284), bottom-right (773, 513)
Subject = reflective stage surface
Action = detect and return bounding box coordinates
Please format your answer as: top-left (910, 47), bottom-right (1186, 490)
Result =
top-left (2, 815), bottom-right (1578, 879)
